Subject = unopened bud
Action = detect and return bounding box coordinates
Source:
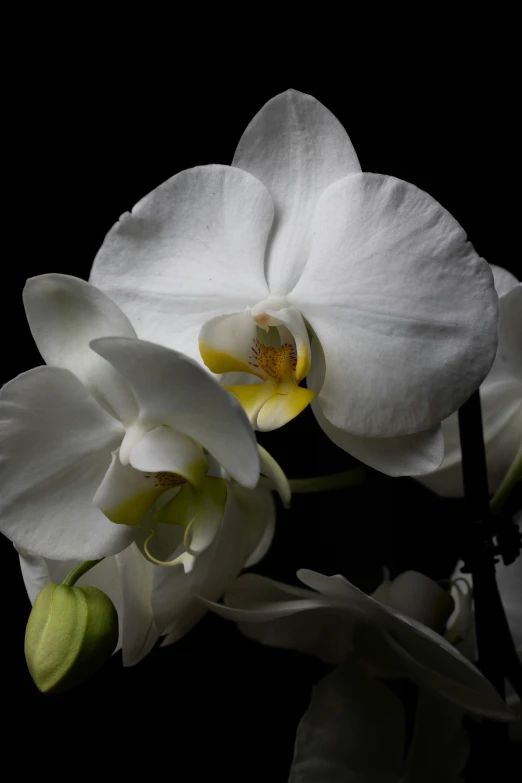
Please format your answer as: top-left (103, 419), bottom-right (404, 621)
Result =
top-left (24, 582), bottom-right (118, 693)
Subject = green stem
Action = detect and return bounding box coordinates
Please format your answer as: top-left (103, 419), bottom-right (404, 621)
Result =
top-left (259, 466), bottom-right (366, 494)
top-left (489, 442), bottom-right (522, 514)
top-left (62, 559), bottom-right (103, 587)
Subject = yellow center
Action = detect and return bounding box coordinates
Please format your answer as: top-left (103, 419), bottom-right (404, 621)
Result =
top-left (250, 340), bottom-right (296, 383)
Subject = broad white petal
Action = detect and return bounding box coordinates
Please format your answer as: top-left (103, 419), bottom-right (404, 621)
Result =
top-left (233, 89), bottom-right (361, 294)
top-left (291, 173), bottom-right (498, 437)
top-left (288, 656), bottom-right (405, 783)
top-left (115, 543), bottom-right (158, 666)
top-left (19, 551), bottom-right (125, 655)
top-left (91, 337), bottom-right (260, 488)
top-left (154, 489), bottom-right (256, 641)
top-left (308, 338), bottom-right (444, 476)
top-left (90, 165), bottom-right (273, 361)
top-left (23, 274), bottom-right (138, 423)
top-left (0, 367), bottom-right (133, 559)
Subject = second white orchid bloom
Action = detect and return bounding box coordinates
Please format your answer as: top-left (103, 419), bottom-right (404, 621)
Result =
top-left (0, 274), bottom-right (260, 565)
top-left (90, 89), bottom-right (498, 477)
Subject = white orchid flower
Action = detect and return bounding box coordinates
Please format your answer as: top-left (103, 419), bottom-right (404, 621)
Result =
top-left (89, 89), bottom-right (498, 478)
top-left (418, 265), bottom-right (522, 497)
top-left (203, 568), bottom-right (511, 720)
top-left (0, 274), bottom-right (261, 566)
top-left (17, 486), bottom-right (274, 663)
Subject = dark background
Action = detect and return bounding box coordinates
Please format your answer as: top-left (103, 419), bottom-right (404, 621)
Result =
top-left (3, 81), bottom-right (520, 779)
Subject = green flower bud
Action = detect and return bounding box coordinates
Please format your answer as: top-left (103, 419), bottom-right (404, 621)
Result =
top-left (24, 582), bottom-right (119, 693)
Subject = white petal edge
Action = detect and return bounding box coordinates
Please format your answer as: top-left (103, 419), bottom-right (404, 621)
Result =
top-left (0, 367), bottom-right (133, 559)
top-left (233, 89), bottom-right (361, 294)
top-left (291, 173), bottom-right (498, 437)
top-left (90, 165), bottom-right (273, 361)
top-left (307, 339), bottom-right (444, 476)
top-left (23, 274), bottom-right (138, 424)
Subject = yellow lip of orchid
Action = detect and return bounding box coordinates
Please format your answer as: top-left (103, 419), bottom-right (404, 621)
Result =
top-left (199, 304), bottom-right (314, 431)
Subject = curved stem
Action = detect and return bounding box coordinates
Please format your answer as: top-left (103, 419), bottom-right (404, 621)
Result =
top-left (258, 466), bottom-right (366, 494)
top-left (62, 559), bottom-right (103, 587)
top-left (490, 442), bottom-right (522, 514)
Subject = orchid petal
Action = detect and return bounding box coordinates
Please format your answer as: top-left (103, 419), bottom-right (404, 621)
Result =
top-left (233, 89), bottom-right (360, 293)
top-left (383, 570), bottom-right (455, 634)
top-left (289, 656), bottom-right (406, 783)
top-left (23, 274), bottom-right (138, 424)
top-left (256, 386), bottom-right (315, 432)
top-left (0, 367), bottom-right (133, 559)
top-left (199, 310), bottom-right (264, 378)
top-left (493, 283), bottom-right (522, 380)
top-left (402, 690), bottom-right (468, 783)
top-left (156, 490), bottom-right (257, 641)
top-left (307, 338), bottom-right (444, 476)
top-left (231, 485), bottom-right (276, 568)
top-left (213, 567), bottom-right (511, 718)
top-left (115, 543), bottom-right (159, 666)
top-left (297, 571), bottom-right (512, 719)
top-left (91, 337), bottom-right (260, 488)
top-left (418, 382), bottom-right (522, 496)
top-left (129, 425), bottom-right (208, 488)
top-left (204, 573), bottom-right (331, 623)
top-left (491, 264), bottom-right (519, 297)
top-left (377, 625), bottom-right (511, 719)
top-left (185, 477), bottom-right (227, 558)
top-left (93, 451), bottom-right (166, 526)
top-left (291, 173), bottom-right (498, 438)
top-left (225, 382), bottom-right (276, 428)
top-left (90, 165), bottom-right (273, 360)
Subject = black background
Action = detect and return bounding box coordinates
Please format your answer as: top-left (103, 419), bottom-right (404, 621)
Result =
top-left (2, 80), bottom-right (520, 779)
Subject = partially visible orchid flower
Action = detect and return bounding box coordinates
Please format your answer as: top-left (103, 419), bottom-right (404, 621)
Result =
top-left (90, 89), bottom-right (498, 477)
top-left (204, 569), bottom-right (504, 781)
top-left (204, 569), bottom-right (511, 719)
top-left (418, 265), bottom-right (522, 497)
top-left (17, 485), bottom-right (274, 664)
top-left (0, 275), bottom-right (261, 568)
top-left (448, 515), bottom-right (522, 740)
